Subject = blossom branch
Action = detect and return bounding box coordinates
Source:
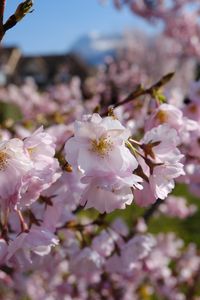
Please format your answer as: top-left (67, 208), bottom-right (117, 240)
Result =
top-left (101, 72), bottom-right (175, 116)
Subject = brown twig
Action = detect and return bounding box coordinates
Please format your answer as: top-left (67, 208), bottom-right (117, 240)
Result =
top-left (143, 198), bottom-right (162, 223)
top-left (0, 0), bottom-right (6, 24)
top-left (101, 72), bottom-right (174, 117)
top-left (0, 0), bottom-right (33, 42)
top-left (0, 0), bottom-right (6, 40)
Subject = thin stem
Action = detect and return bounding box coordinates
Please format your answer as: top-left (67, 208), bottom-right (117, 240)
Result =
top-left (101, 72), bottom-right (174, 117)
top-left (143, 199), bottom-right (162, 223)
top-left (17, 210), bottom-right (29, 233)
top-left (125, 140), bottom-right (137, 156)
top-left (128, 138), bottom-right (141, 146)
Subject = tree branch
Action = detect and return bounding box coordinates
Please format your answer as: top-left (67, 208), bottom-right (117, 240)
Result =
top-left (101, 72), bottom-right (175, 117)
top-left (0, 0), bottom-right (6, 40)
top-left (0, 0), bottom-right (33, 42)
top-left (143, 198), bottom-right (162, 223)
top-left (0, 0), bottom-right (6, 24)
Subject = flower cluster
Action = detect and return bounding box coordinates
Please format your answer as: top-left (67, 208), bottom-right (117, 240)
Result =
top-left (107, 0), bottom-right (200, 58)
top-left (64, 113), bottom-right (142, 212)
top-left (0, 127), bottom-right (60, 268)
top-left (0, 2), bottom-right (200, 296)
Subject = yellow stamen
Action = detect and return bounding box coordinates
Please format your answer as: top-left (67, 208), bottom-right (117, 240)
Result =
top-left (90, 137), bottom-right (113, 157)
top-left (155, 110), bottom-right (168, 123)
top-left (0, 151), bottom-right (9, 171)
top-left (28, 147), bottom-right (36, 155)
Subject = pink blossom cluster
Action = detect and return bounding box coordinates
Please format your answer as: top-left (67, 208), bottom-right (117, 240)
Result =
top-left (159, 195), bottom-right (197, 219)
top-left (0, 67), bottom-right (199, 296)
top-left (1, 221), bottom-right (199, 300)
top-left (0, 13), bottom-right (200, 297)
top-left (0, 0), bottom-right (200, 297)
top-left (0, 77), bottom-right (84, 120)
top-left (0, 76), bottom-right (198, 298)
top-left (0, 127), bottom-right (60, 267)
top-left (106, 0), bottom-right (200, 58)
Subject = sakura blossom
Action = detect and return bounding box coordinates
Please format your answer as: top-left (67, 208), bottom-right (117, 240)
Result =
top-left (20, 127), bottom-right (61, 208)
top-left (159, 195), bottom-right (197, 219)
top-left (0, 0), bottom-right (199, 299)
top-left (65, 113), bottom-right (143, 212)
top-left (134, 124), bottom-right (185, 206)
top-left (7, 225), bottom-right (59, 269)
top-left (145, 103), bottom-right (199, 142)
top-left (0, 138), bottom-right (32, 216)
top-left (69, 247), bottom-right (104, 282)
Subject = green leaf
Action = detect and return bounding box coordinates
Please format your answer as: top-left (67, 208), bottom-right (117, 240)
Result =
top-left (0, 101), bottom-right (23, 123)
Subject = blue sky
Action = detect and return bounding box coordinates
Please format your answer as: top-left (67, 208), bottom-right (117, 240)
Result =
top-left (3, 0), bottom-right (154, 55)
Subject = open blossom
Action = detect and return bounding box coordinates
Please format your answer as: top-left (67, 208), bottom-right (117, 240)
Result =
top-left (19, 127), bottom-right (60, 208)
top-left (0, 138), bottom-right (32, 214)
top-left (43, 170), bottom-right (84, 212)
top-left (144, 234), bottom-right (183, 283)
top-left (65, 113), bottom-right (137, 174)
top-left (0, 127), bottom-right (61, 232)
top-left (159, 196), bottom-right (197, 219)
top-left (91, 230), bottom-right (116, 257)
top-left (134, 124), bottom-right (185, 206)
top-left (65, 113), bottom-right (142, 212)
top-left (7, 226), bottom-right (59, 268)
top-left (80, 173), bottom-right (142, 213)
top-left (69, 247), bottom-right (104, 282)
top-left (121, 234), bottom-right (156, 270)
top-left (145, 103), bottom-right (198, 142)
top-left (177, 244), bottom-right (200, 282)
top-left (106, 234), bottom-right (155, 276)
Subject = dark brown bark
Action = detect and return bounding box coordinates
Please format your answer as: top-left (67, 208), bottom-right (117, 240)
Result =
top-left (0, 0), bottom-right (33, 43)
top-left (143, 198), bottom-right (162, 223)
top-left (0, 0), bottom-right (6, 41)
top-left (101, 72), bottom-right (174, 117)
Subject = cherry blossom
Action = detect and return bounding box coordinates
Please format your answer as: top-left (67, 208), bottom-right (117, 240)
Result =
top-left (65, 113), bottom-right (142, 212)
top-left (0, 138), bottom-right (32, 216)
top-left (134, 124), bottom-right (185, 206)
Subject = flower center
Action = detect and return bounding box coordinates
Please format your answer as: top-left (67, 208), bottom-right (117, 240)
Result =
top-left (28, 147), bottom-right (37, 155)
top-left (90, 137), bottom-right (113, 157)
top-left (155, 110), bottom-right (168, 123)
top-left (0, 151), bottom-right (9, 171)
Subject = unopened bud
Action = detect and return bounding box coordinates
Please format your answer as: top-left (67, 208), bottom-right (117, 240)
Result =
top-left (15, 0), bottom-right (33, 22)
top-left (64, 162), bottom-right (73, 173)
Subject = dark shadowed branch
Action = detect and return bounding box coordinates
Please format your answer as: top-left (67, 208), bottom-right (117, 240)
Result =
top-left (0, 0), bottom-right (6, 40)
top-left (0, 0), bottom-right (33, 42)
top-left (143, 198), bottom-right (162, 223)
